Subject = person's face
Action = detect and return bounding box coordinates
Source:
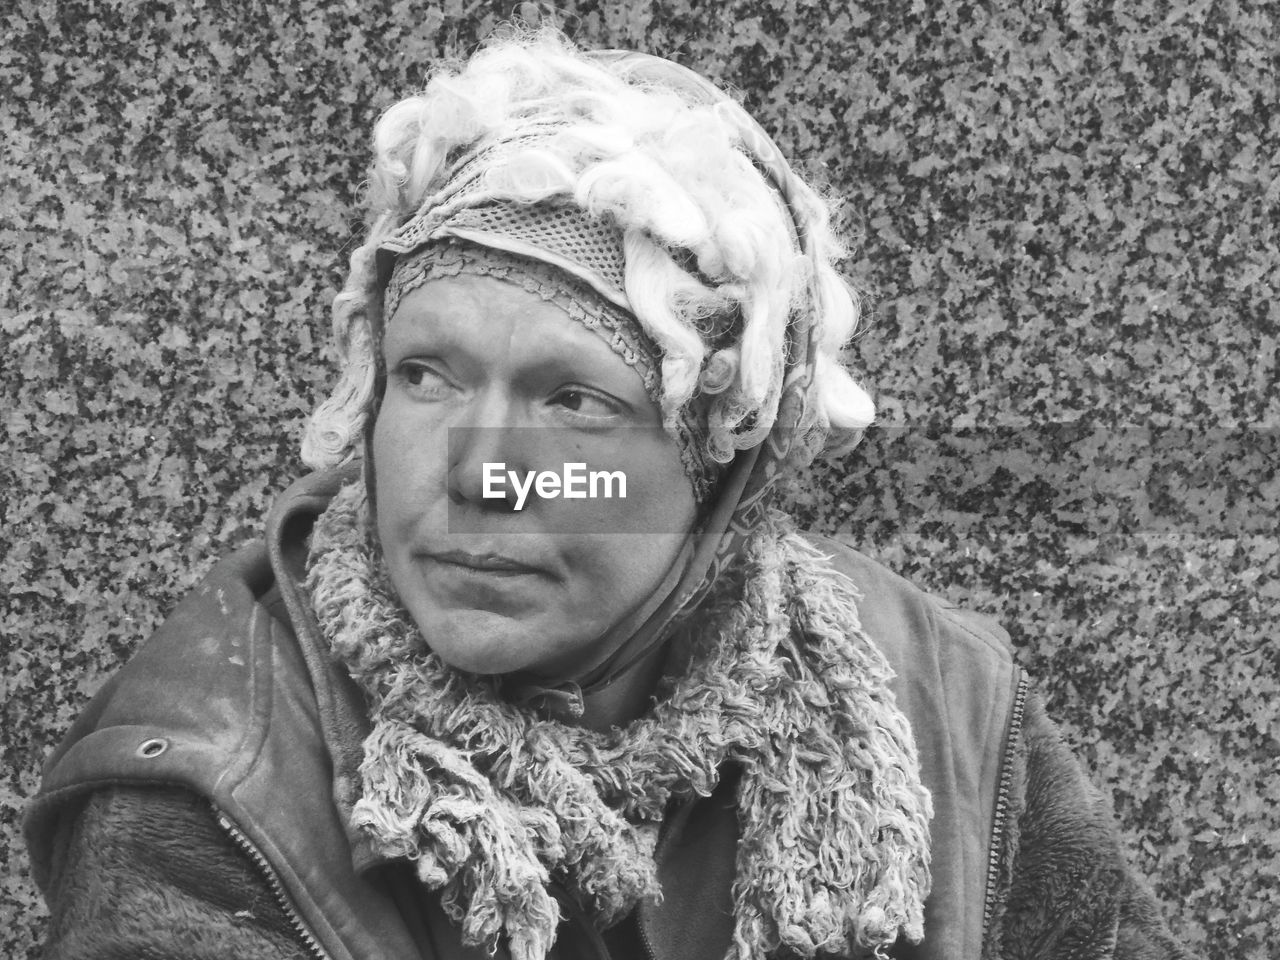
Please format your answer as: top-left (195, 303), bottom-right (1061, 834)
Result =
top-left (373, 273), bottom-right (698, 678)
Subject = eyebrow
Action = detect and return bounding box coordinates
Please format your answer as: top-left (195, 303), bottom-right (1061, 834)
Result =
top-left (386, 311), bottom-right (649, 396)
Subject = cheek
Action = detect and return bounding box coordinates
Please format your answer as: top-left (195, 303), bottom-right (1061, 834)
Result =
top-left (552, 436), bottom-right (696, 603)
top-left (607, 433), bottom-right (698, 535)
top-left (371, 399), bottom-right (447, 529)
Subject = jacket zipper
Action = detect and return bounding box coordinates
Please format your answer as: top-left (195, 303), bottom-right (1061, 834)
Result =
top-left (981, 670), bottom-right (1030, 945)
top-left (214, 806), bottom-right (331, 960)
top-left (638, 800), bottom-right (687, 960)
top-left (639, 915), bottom-right (658, 960)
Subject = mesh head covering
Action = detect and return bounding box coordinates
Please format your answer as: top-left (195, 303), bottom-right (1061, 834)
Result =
top-left (385, 202), bottom-right (629, 310)
top-left (376, 122), bottom-right (633, 307)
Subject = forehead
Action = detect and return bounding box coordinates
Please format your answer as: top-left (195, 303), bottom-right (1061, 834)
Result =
top-left (383, 273), bottom-right (637, 376)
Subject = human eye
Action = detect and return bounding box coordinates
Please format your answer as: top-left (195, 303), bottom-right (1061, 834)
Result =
top-left (392, 360), bottom-right (453, 399)
top-left (547, 385), bottom-right (627, 422)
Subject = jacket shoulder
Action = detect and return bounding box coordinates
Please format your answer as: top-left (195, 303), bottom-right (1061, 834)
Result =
top-left (804, 532), bottom-right (1015, 675)
top-left (803, 532), bottom-right (1022, 958)
top-left (25, 541), bottom-right (310, 888)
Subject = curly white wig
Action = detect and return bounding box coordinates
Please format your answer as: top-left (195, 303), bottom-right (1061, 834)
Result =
top-left (301, 28), bottom-right (875, 472)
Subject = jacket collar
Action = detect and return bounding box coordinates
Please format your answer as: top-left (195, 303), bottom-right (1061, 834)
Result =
top-left (265, 464), bottom-right (382, 866)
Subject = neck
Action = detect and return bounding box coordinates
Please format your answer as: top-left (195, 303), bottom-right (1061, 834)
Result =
top-left (577, 640), bottom-right (669, 730)
top-left (503, 639), bottom-right (670, 731)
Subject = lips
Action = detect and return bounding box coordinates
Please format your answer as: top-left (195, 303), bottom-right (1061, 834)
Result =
top-left (427, 549), bottom-right (549, 577)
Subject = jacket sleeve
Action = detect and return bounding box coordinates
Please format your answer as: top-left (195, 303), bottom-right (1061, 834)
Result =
top-left (983, 692), bottom-right (1190, 960)
top-left (39, 784), bottom-right (315, 960)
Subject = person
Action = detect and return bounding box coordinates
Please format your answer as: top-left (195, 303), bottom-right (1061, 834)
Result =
top-left (25, 27), bottom-right (1188, 960)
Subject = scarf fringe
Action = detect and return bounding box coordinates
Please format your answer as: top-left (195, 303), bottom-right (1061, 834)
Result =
top-left (307, 482), bottom-right (931, 960)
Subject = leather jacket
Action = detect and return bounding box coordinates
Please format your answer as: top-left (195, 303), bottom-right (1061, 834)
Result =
top-left (25, 470), bottom-right (1187, 960)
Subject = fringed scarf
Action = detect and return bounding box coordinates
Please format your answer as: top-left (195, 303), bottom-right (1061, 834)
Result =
top-left (307, 481), bottom-right (931, 960)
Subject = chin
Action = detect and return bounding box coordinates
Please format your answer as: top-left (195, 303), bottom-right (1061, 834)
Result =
top-left (416, 611), bottom-right (548, 676)
top-left (434, 647), bottom-right (531, 676)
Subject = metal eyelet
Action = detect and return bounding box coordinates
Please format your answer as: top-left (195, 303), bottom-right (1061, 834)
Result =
top-left (136, 737), bottom-right (170, 759)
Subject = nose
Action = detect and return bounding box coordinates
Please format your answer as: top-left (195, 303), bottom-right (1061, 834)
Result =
top-left (446, 395), bottom-right (535, 510)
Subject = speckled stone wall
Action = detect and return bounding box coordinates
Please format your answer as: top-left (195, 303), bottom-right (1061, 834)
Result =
top-left (3, 1), bottom-right (1276, 957)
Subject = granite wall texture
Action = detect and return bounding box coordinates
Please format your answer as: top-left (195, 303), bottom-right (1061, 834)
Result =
top-left (2, 0), bottom-right (1276, 956)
